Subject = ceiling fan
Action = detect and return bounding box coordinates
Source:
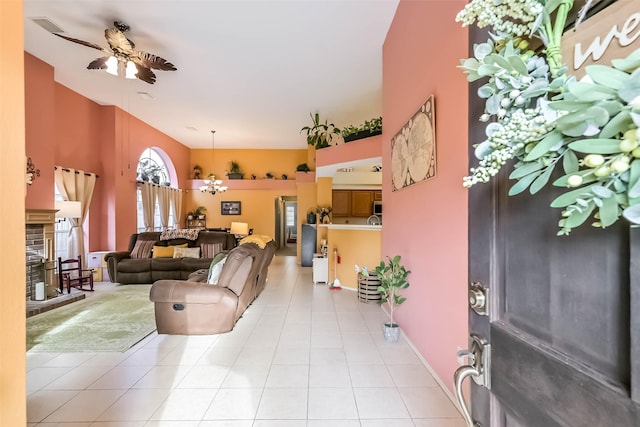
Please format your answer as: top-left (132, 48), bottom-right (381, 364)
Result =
top-left (54, 21), bottom-right (177, 84)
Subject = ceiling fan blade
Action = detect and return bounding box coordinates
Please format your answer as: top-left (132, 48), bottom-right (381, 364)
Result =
top-left (87, 56), bottom-right (111, 70)
top-left (54, 33), bottom-right (107, 52)
top-left (131, 51), bottom-right (177, 71)
top-left (134, 65), bottom-right (156, 84)
top-left (105, 28), bottom-right (133, 54)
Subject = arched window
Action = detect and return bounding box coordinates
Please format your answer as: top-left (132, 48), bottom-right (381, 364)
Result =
top-left (136, 148), bottom-right (178, 232)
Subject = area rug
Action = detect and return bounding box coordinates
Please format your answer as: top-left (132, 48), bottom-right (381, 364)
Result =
top-left (27, 285), bottom-right (156, 352)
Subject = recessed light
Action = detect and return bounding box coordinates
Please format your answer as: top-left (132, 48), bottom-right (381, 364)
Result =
top-left (137, 92), bottom-right (153, 100)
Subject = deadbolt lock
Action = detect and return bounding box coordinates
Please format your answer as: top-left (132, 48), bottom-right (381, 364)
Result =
top-left (469, 282), bottom-right (489, 316)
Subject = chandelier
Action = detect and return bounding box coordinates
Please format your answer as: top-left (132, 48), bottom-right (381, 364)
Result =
top-left (199, 130), bottom-right (228, 195)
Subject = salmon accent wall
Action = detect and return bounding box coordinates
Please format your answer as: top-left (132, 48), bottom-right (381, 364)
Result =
top-left (24, 53), bottom-right (191, 251)
top-left (383, 0), bottom-right (469, 392)
top-left (1, 1), bottom-right (26, 424)
top-left (316, 134), bottom-right (382, 168)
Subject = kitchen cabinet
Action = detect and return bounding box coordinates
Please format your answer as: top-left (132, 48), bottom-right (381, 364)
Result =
top-left (332, 190), bottom-right (351, 217)
top-left (332, 190), bottom-right (382, 217)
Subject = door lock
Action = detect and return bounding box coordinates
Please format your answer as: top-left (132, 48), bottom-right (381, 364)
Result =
top-left (454, 334), bottom-right (491, 427)
top-left (469, 282), bottom-right (489, 316)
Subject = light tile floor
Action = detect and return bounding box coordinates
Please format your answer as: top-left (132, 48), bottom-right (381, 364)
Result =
top-left (27, 255), bottom-right (465, 426)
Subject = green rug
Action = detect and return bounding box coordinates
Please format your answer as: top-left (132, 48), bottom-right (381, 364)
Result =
top-left (27, 285), bottom-right (156, 353)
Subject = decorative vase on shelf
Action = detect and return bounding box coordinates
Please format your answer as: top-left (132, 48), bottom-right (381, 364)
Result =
top-left (322, 214), bottom-right (330, 224)
top-left (307, 213), bottom-right (316, 224)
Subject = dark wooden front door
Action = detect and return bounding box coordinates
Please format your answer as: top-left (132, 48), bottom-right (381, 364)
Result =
top-left (465, 22), bottom-right (640, 427)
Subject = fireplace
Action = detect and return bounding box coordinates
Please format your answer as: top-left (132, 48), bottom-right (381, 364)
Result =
top-left (25, 210), bottom-right (56, 300)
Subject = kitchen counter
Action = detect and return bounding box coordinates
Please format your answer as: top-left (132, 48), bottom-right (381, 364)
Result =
top-left (318, 224), bottom-right (382, 231)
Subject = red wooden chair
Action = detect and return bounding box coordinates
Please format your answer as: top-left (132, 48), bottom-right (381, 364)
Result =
top-left (58, 255), bottom-right (94, 294)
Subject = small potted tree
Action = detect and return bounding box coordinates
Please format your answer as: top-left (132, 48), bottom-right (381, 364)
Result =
top-left (226, 161), bottom-right (244, 179)
top-left (193, 206), bottom-right (207, 219)
top-left (375, 255), bottom-right (410, 343)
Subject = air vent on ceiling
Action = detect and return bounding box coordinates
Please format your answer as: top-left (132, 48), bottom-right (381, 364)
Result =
top-left (30, 17), bottom-right (64, 34)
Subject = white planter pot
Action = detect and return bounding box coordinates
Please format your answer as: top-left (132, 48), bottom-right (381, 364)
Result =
top-left (383, 322), bottom-right (400, 343)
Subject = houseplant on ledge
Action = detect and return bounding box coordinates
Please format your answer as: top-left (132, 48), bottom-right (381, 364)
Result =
top-left (342, 116), bottom-right (383, 142)
top-left (375, 255), bottom-right (410, 343)
top-left (226, 161), bottom-right (244, 179)
top-left (300, 112), bottom-right (341, 149)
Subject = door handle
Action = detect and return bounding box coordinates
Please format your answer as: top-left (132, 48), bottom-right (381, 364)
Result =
top-left (454, 364), bottom-right (482, 427)
top-left (453, 334), bottom-right (490, 427)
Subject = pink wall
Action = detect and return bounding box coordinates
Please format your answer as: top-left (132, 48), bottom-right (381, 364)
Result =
top-left (316, 134), bottom-right (382, 167)
top-left (383, 0), bottom-right (469, 391)
top-left (24, 53), bottom-right (191, 251)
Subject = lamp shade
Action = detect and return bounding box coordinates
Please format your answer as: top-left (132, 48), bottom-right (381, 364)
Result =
top-left (230, 222), bottom-right (249, 236)
top-left (55, 201), bottom-right (82, 219)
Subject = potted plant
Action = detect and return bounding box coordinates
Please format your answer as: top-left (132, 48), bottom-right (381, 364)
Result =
top-left (192, 164), bottom-right (202, 180)
top-left (265, 172), bottom-right (275, 179)
top-left (342, 116), bottom-right (383, 142)
top-left (226, 161), bottom-right (244, 179)
top-left (186, 210), bottom-right (194, 220)
top-left (193, 206), bottom-right (206, 219)
top-left (296, 163), bottom-right (311, 173)
top-left (375, 255), bottom-right (410, 343)
top-left (300, 112), bottom-right (341, 149)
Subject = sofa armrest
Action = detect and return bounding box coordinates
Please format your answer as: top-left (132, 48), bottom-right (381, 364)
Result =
top-left (104, 251), bottom-right (131, 283)
top-left (150, 280), bottom-right (236, 304)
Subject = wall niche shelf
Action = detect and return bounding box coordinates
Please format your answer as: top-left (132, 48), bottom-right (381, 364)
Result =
top-left (188, 179), bottom-right (297, 191)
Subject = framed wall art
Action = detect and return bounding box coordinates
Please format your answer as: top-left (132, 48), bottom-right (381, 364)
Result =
top-left (391, 95), bottom-right (436, 191)
top-left (221, 201), bottom-right (241, 215)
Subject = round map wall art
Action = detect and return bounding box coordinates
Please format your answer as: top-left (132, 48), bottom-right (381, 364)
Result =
top-left (391, 95), bottom-right (436, 191)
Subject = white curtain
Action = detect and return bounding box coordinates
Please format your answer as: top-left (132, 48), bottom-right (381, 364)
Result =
top-left (140, 182), bottom-right (156, 231)
top-left (54, 167), bottom-right (96, 264)
top-left (171, 188), bottom-right (183, 229)
top-left (157, 185), bottom-right (172, 231)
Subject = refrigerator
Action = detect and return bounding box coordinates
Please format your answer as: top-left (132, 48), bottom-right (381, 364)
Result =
top-left (301, 224), bottom-right (317, 267)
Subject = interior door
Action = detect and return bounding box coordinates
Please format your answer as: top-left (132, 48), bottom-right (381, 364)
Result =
top-left (462, 21), bottom-right (640, 427)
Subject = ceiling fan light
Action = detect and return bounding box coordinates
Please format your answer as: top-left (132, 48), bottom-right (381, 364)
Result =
top-left (125, 61), bottom-right (138, 79)
top-left (105, 56), bottom-right (118, 76)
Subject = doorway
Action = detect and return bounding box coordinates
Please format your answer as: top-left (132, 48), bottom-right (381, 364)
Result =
top-left (274, 196), bottom-right (297, 256)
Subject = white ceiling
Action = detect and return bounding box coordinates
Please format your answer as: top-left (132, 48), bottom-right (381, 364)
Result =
top-left (23, 0), bottom-right (399, 149)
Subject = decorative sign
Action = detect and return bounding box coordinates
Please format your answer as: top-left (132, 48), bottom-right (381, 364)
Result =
top-left (391, 95), bottom-right (436, 192)
top-left (561, 0), bottom-right (640, 78)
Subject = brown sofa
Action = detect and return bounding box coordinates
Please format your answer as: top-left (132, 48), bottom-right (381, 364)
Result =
top-left (149, 238), bottom-right (276, 335)
top-left (104, 231), bottom-right (237, 285)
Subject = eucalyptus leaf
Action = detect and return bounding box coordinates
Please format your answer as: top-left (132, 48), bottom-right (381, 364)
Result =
top-left (548, 100), bottom-right (592, 111)
top-left (486, 94), bottom-right (501, 114)
top-left (508, 55), bottom-right (528, 75)
top-left (585, 65), bottom-right (630, 90)
top-left (594, 197), bottom-right (603, 207)
top-left (600, 110), bottom-right (632, 138)
top-left (530, 164), bottom-right (556, 194)
top-left (628, 160), bottom-right (640, 198)
top-left (618, 69), bottom-right (640, 102)
top-left (591, 186), bottom-right (614, 198)
top-left (557, 120), bottom-right (588, 137)
top-left (599, 196), bottom-right (620, 227)
top-left (562, 150), bottom-right (579, 174)
top-left (564, 203), bottom-right (596, 229)
top-left (567, 81), bottom-right (618, 101)
top-left (568, 138), bottom-right (622, 154)
top-left (554, 172), bottom-right (598, 187)
top-left (478, 64), bottom-right (500, 77)
top-left (623, 204), bottom-right (640, 224)
top-left (587, 106), bottom-right (610, 126)
top-left (612, 49), bottom-right (640, 73)
top-left (477, 85), bottom-right (494, 98)
top-left (474, 140), bottom-right (492, 159)
top-left (508, 171), bottom-right (541, 196)
top-left (597, 100), bottom-right (623, 116)
top-left (551, 184), bottom-right (597, 207)
top-left (487, 53), bottom-right (511, 70)
top-left (509, 161), bottom-right (544, 179)
top-left (474, 43), bottom-right (493, 61)
top-left (524, 131), bottom-right (563, 161)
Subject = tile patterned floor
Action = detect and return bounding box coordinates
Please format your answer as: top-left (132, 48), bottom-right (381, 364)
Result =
top-left (26, 255), bottom-right (465, 426)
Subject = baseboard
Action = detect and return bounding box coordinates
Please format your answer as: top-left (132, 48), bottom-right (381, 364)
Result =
top-left (380, 305), bottom-right (464, 416)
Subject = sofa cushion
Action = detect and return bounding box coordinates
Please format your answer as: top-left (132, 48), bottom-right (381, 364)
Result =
top-left (201, 242), bottom-right (223, 258)
top-left (151, 258), bottom-right (183, 270)
top-left (153, 244), bottom-right (188, 258)
top-left (131, 240), bottom-right (155, 259)
top-left (117, 258), bottom-right (152, 273)
top-left (218, 250), bottom-right (254, 296)
top-left (174, 247), bottom-right (200, 258)
top-left (207, 253), bottom-right (228, 285)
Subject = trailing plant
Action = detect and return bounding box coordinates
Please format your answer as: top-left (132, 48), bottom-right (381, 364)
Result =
top-left (457, 0), bottom-right (640, 235)
top-left (300, 112), bottom-right (341, 149)
top-left (342, 116), bottom-right (383, 140)
top-left (374, 255), bottom-right (410, 326)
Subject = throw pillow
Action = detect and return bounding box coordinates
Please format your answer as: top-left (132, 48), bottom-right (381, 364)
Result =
top-left (201, 242), bottom-right (224, 258)
top-left (207, 252), bottom-right (228, 285)
top-left (173, 247), bottom-right (201, 258)
top-left (152, 244), bottom-right (186, 258)
top-left (131, 240), bottom-right (155, 259)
